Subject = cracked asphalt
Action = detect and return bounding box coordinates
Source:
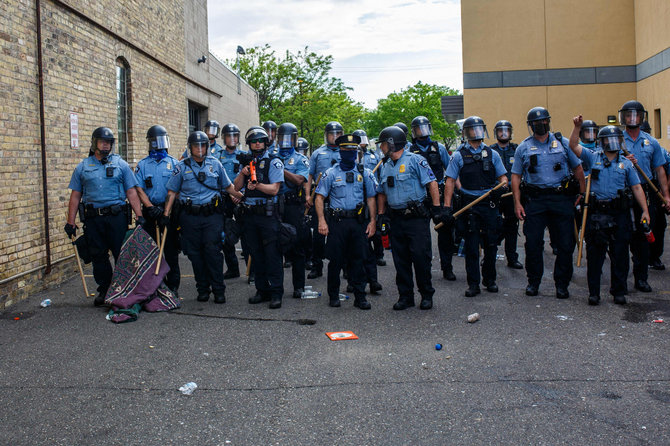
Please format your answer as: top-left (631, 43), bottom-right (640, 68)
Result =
top-left (1, 228), bottom-right (669, 445)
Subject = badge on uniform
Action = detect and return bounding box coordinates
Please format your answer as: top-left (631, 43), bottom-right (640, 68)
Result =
top-left (260, 160), bottom-right (265, 169)
top-left (357, 174), bottom-right (363, 182)
top-left (209, 166), bottom-right (213, 173)
top-left (530, 146), bottom-right (537, 151)
top-left (211, 148), bottom-right (216, 154)
top-left (510, 157), bottom-right (514, 164)
top-left (288, 158), bottom-right (295, 165)
top-left (166, 163), bottom-right (171, 170)
top-left (482, 150), bottom-right (488, 158)
top-left (644, 139), bottom-right (650, 146)
top-left (399, 164), bottom-right (406, 173)
top-left (619, 162), bottom-right (625, 169)
top-left (552, 141), bottom-right (558, 148)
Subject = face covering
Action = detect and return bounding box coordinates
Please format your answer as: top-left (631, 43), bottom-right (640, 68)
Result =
top-left (339, 150), bottom-right (357, 171)
top-left (98, 150), bottom-right (111, 164)
top-left (251, 149), bottom-right (266, 159)
top-left (417, 136), bottom-right (432, 147)
top-left (581, 141), bottom-right (596, 149)
top-left (531, 122), bottom-right (550, 136)
top-left (279, 147), bottom-right (294, 159)
top-left (149, 149), bottom-right (168, 161)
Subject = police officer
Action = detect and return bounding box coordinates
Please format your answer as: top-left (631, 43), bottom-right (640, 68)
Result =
top-left (276, 123), bottom-right (310, 298)
top-left (511, 107), bottom-right (586, 298)
top-left (262, 120), bottom-right (278, 155)
top-left (234, 127), bottom-right (285, 308)
top-left (316, 134), bottom-right (378, 309)
top-left (65, 127), bottom-right (143, 306)
top-left (646, 121), bottom-right (670, 270)
top-left (445, 117), bottom-right (508, 296)
top-left (164, 131), bottom-right (242, 304)
top-left (376, 126), bottom-right (443, 310)
top-left (578, 120), bottom-right (599, 172)
top-left (134, 125), bottom-right (181, 293)
top-left (489, 120), bottom-right (523, 269)
top-left (296, 137), bottom-right (310, 156)
top-left (619, 100), bottom-right (670, 292)
top-left (216, 123), bottom-right (243, 279)
top-left (305, 121), bottom-right (343, 279)
top-left (569, 117), bottom-right (650, 305)
top-left (409, 116), bottom-right (455, 281)
top-left (181, 120), bottom-right (222, 160)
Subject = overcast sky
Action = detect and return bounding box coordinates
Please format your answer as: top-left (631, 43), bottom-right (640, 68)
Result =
top-left (207, 0), bottom-right (463, 109)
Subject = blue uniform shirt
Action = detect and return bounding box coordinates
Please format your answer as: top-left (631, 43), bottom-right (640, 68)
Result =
top-left (316, 164), bottom-right (378, 210)
top-left (446, 143), bottom-right (507, 196)
top-left (413, 140), bottom-right (450, 184)
top-left (309, 145), bottom-right (341, 179)
top-left (268, 142), bottom-right (278, 156)
top-left (624, 130), bottom-right (665, 179)
top-left (217, 147), bottom-right (242, 183)
top-left (580, 150), bottom-right (640, 200)
top-left (134, 154), bottom-right (179, 205)
top-left (243, 151), bottom-right (285, 205)
top-left (360, 150), bottom-right (381, 172)
top-left (279, 149), bottom-right (309, 195)
top-left (377, 150), bottom-right (436, 209)
top-left (68, 154), bottom-right (138, 208)
top-left (512, 133), bottom-right (581, 188)
top-left (579, 141), bottom-right (597, 176)
top-left (166, 155), bottom-right (231, 205)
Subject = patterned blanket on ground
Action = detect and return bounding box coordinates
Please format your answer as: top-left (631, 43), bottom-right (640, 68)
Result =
top-left (105, 226), bottom-right (180, 323)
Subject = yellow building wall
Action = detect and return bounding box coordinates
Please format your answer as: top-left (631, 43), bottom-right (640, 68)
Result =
top-left (637, 70), bottom-right (670, 147)
top-left (634, 0), bottom-right (670, 63)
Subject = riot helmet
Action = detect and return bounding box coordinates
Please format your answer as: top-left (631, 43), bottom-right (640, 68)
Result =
top-left (462, 116), bottom-right (488, 141)
top-left (222, 123), bottom-right (240, 149)
top-left (378, 126), bottom-right (407, 153)
top-left (204, 120), bottom-right (220, 140)
top-left (146, 125), bottom-right (170, 151)
top-left (411, 116), bottom-right (432, 140)
top-left (526, 107), bottom-right (551, 137)
top-left (296, 137), bottom-right (310, 155)
top-left (597, 126), bottom-right (625, 153)
top-left (324, 121), bottom-right (344, 145)
top-left (262, 120), bottom-right (278, 142)
top-left (352, 129), bottom-right (369, 149)
top-left (188, 131), bottom-right (209, 159)
top-left (640, 121), bottom-right (652, 134)
top-left (393, 122), bottom-right (409, 135)
top-left (245, 126), bottom-right (269, 157)
top-left (494, 120), bottom-right (513, 143)
top-left (579, 120), bottom-right (599, 144)
top-left (276, 123), bottom-right (298, 150)
top-left (618, 100), bottom-right (647, 128)
top-left (90, 127), bottom-right (115, 160)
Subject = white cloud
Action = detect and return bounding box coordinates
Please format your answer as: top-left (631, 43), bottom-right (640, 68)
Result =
top-left (207, 0), bottom-right (462, 107)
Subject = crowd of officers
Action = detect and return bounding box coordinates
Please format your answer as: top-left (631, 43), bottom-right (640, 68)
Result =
top-left (65, 99), bottom-right (670, 310)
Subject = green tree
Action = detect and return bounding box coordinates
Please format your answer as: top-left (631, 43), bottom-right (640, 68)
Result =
top-left (365, 82), bottom-right (461, 149)
top-left (230, 45), bottom-right (367, 151)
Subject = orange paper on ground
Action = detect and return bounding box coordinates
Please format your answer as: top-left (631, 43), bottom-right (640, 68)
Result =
top-left (325, 331), bottom-right (359, 341)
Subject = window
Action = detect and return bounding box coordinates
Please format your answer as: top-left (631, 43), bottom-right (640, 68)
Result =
top-left (116, 58), bottom-right (131, 159)
top-left (654, 109), bottom-right (662, 140)
top-left (188, 101), bottom-right (207, 133)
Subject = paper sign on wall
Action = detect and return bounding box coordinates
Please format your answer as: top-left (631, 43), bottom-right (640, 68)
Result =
top-left (70, 112), bottom-right (79, 149)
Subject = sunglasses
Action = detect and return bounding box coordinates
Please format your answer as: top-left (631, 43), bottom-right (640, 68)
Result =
top-left (249, 139), bottom-right (264, 144)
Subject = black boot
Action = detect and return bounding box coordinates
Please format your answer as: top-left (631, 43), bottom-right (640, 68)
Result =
top-left (369, 282), bottom-right (382, 294)
top-left (223, 269), bottom-right (240, 280)
top-left (419, 298), bottom-right (433, 310)
top-left (353, 296), bottom-right (371, 310)
top-left (248, 292), bottom-right (270, 304)
top-left (307, 269), bottom-right (322, 279)
top-left (269, 296), bottom-right (282, 309)
top-left (214, 293), bottom-right (226, 304)
top-left (442, 268), bottom-right (456, 281)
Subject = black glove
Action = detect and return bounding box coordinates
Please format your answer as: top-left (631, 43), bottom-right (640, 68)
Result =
top-left (377, 214), bottom-right (390, 233)
top-left (158, 215), bottom-right (171, 229)
top-left (146, 206), bottom-right (163, 220)
top-left (135, 216), bottom-right (146, 227)
top-left (441, 207), bottom-right (455, 226)
top-left (64, 223), bottom-right (77, 238)
top-left (490, 185), bottom-right (508, 202)
top-left (431, 205), bottom-right (443, 225)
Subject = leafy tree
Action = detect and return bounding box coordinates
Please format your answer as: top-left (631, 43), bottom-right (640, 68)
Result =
top-left (365, 82), bottom-right (461, 149)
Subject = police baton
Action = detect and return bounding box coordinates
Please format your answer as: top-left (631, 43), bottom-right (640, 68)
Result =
top-left (155, 226), bottom-right (168, 276)
top-left (576, 174), bottom-right (592, 267)
top-left (304, 172), bottom-right (323, 216)
top-left (435, 182), bottom-right (507, 230)
top-left (70, 234), bottom-right (90, 298)
top-left (371, 159), bottom-right (383, 174)
top-left (621, 147), bottom-right (669, 209)
top-left (246, 255), bottom-right (252, 277)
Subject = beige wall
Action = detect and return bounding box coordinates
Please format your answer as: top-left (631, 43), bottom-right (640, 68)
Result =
top-left (635, 0), bottom-right (670, 63)
top-left (638, 70), bottom-right (670, 147)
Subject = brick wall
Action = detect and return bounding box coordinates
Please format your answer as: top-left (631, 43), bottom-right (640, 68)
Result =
top-left (0, 0), bottom-right (259, 308)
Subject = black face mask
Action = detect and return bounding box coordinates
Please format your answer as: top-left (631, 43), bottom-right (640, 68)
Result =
top-left (531, 122), bottom-right (550, 136)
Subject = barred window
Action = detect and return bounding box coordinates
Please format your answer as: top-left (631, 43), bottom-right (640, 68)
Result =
top-left (115, 58), bottom-right (131, 159)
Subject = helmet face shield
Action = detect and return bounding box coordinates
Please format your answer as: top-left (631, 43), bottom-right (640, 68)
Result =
top-left (325, 130), bottom-right (343, 145)
top-left (148, 135), bottom-right (170, 151)
top-left (277, 133), bottom-right (296, 149)
top-left (580, 128), bottom-right (597, 144)
top-left (601, 135), bottom-right (624, 152)
top-left (464, 125), bottom-right (488, 141)
top-left (223, 133), bottom-right (239, 148)
top-left (619, 109), bottom-right (645, 127)
top-left (412, 123), bottom-right (432, 139)
top-left (358, 135), bottom-right (369, 146)
top-left (190, 142), bottom-right (208, 158)
top-left (205, 124), bottom-right (220, 139)
top-left (495, 126), bottom-right (512, 142)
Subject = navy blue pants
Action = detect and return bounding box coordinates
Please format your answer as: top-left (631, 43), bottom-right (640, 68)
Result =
top-left (456, 204), bottom-right (501, 287)
top-left (283, 202), bottom-right (309, 291)
top-left (243, 212), bottom-right (284, 299)
top-left (179, 212), bottom-right (225, 296)
top-left (389, 216), bottom-right (435, 304)
top-left (222, 199), bottom-right (240, 275)
top-left (499, 195), bottom-right (520, 263)
top-left (585, 210), bottom-right (632, 297)
top-left (523, 193), bottom-right (575, 289)
top-left (326, 217), bottom-right (367, 300)
top-left (309, 207), bottom-right (326, 272)
top-left (631, 193), bottom-right (658, 282)
top-left (83, 212), bottom-right (127, 295)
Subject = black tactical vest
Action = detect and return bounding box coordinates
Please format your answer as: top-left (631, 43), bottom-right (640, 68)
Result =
top-left (411, 141), bottom-right (444, 182)
top-left (459, 146), bottom-right (496, 190)
top-left (490, 142), bottom-right (517, 177)
top-left (245, 155), bottom-right (280, 200)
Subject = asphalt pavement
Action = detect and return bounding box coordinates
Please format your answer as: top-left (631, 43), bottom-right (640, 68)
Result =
top-left (1, 226), bottom-right (669, 445)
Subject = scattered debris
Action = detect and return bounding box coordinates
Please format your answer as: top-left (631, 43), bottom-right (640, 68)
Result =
top-left (178, 382), bottom-right (197, 395)
top-left (40, 299), bottom-right (52, 308)
top-left (467, 313), bottom-right (480, 323)
top-left (435, 343), bottom-right (442, 350)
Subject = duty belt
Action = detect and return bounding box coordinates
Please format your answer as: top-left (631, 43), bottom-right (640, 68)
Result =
top-left (83, 203), bottom-right (126, 218)
top-left (180, 199), bottom-right (220, 216)
top-left (388, 206), bottom-right (424, 218)
top-left (328, 208), bottom-right (360, 219)
top-left (240, 201), bottom-right (277, 216)
top-left (588, 198), bottom-right (629, 213)
top-left (523, 184), bottom-right (565, 196)
top-left (283, 190), bottom-right (304, 204)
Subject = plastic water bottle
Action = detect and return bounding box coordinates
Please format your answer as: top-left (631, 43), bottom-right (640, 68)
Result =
top-left (40, 299), bottom-right (51, 308)
top-left (457, 239), bottom-right (465, 257)
top-left (304, 286), bottom-right (313, 291)
top-left (301, 290), bottom-right (321, 299)
top-left (178, 382), bottom-right (197, 395)
top-left (339, 293), bottom-right (349, 301)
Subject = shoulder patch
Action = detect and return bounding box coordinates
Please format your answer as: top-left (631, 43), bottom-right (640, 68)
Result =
top-left (273, 160), bottom-right (283, 169)
top-left (418, 159), bottom-right (429, 168)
